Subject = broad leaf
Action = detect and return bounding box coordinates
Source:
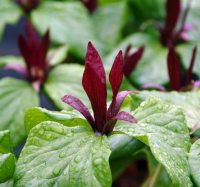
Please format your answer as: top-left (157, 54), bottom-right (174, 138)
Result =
top-left (24, 107), bottom-right (88, 133)
top-left (0, 130), bottom-right (15, 183)
top-left (109, 133), bottom-right (144, 160)
top-left (31, 1), bottom-right (103, 58)
top-left (44, 64), bottom-right (88, 109)
top-left (0, 0), bottom-right (22, 38)
top-left (189, 139), bottom-right (200, 186)
top-left (185, 0), bottom-right (200, 43)
top-left (48, 45), bottom-right (69, 66)
top-left (137, 90), bottom-right (200, 129)
top-left (0, 56), bottom-right (24, 68)
top-left (115, 97), bottom-right (192, 186)
top-left (92, 2), bottom-right (128, 51)
top-left (0, 78), bottom-right (39, 147)
top-left (15, 121), bottom-right (112, 187)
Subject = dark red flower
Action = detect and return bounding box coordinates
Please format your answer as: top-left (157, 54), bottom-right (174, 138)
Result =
top-left (62, 42), bottom-right (136, 135)
top-left (158, 0), bottom-right (192, 46)
top-left (82, 0), bottom-right (98, 13)
top-left (17, 0), bottom-right (39, 13)
top-left (123, 45), bottom-right (144, 78)
top-left (167, 44), bottom-right (197, 91)
top-left (18, 21), bottom-right (50, 91)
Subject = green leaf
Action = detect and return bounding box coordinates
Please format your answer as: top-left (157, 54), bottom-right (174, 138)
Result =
top-left (0, 130), bottom-right (15, 183)
top-left (137, 90), bottom-right (200, 129)
top-left (24, 107), bottom-right (89, 133)
top-left (92, 2), bottom-right (128, 51)
top-left (48, 45), bottom-right (69, 66)
top-left (44, 64), bottom-right (89, 109)
top-left (184, 0), bottom-right (200, 43)
top-left (0, 56), bottom-right (24, 68)
top-left (109, 133), bottom-right (144, 160)
top-left (31, 1), bottom-right (102, 58)
top-left (115, 97), bottom-right (192, 186)
top-left (15, 121), bottom-right (112, 187)
top-left (0, 0), bottom-right (22, 38)
top-left (0, 130), bottom-right (12, 153)
top-left (189, 139), bottom-right (200, 186)
top-left (0, 153), bottom-right (15, 183)
top-left (105, 33), bottom-right (168, 85)
top-left (0, 78), bottom-right (39, 147)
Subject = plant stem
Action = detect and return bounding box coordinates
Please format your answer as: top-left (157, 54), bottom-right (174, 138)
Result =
top-left (148, 164), bottom-right (162, 187)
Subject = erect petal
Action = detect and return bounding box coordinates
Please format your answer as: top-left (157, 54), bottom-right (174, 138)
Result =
top-left (109, 50), bottom-right (123, 98)
top-left (61, 95), bottom-right (95, 127)
top-left (165, 0), bottom-right (181, 34)
top-left (82, 0), bottom-right (98, 13)
top-left (107, 90), bottom-right (133, 118)
top-left (82, 42), bottom-right (107, 131)
top-left (112, 111), bottom-right (137, 123)
top-left (38, 30), bottom-right (50, 73)
top-left (18, 35), bottom-right (32, 74)
top-left (123, 46), bottom-right (144, 77)
top-left (103, 111), bottom-right (137, 134)
top-left (25, 21), bottom-right (40, 49)
top-left (167, 45), bottom-right (182, 91)
top-left (186, 46), bottom-right (197, 85)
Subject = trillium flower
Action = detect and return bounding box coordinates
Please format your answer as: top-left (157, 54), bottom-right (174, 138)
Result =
top-left (82, 0), bottom-right (98, 13)
top-left (123, 44), bottom-right (144, 78)
top-left (158, 0), bottom-right (192, 45)
top-left (17, 0), bottom-right (39, 13)
top-left (62, 42), bottom-right (137, 135)
top-left (5, 22), bottom-right (50, 91)
top-left (167, 44), bottom-right (197, 91)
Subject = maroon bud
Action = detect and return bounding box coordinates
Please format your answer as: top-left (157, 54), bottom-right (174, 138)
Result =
top-left (17, 0), bottom-right (39, 13)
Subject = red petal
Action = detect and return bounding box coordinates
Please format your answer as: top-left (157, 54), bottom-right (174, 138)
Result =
top-left (167, 45), bottom-right (182, 91)
top-left (123, 46), bottom-right (144, 77)
top-left (62, 95), bottom-right (95, 127)
top-left (112, 111), bottom-right (137, 123)
top-left (18, 35), bottom-right (32, 76)
top-left (109, 50), bottom-right (123, 98)
top-left (82, 42), bottom-right (107, 131)
top-left (186, 46), bottom-right (197, 85)
top-left (38, 30), bottom-right (50, 74)
top-left (165, 0), bottom-right (181, 34)
top-left (25, 21), bottom-right (40, 49)
top-left (107, 90), bottom-right (133, 118)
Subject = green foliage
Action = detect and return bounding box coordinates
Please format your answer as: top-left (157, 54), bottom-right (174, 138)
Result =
top-left (0, 130), bottom-right (15, 183)
top-left (115, 97), bottom-right (192, 186)
top-left (15, 121), bottom-right (112, 187)
top-left (0, 78), bottom-right (39, 147)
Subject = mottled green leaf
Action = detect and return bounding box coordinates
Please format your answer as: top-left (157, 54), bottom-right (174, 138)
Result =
top-left (0, 56), bottom-right (23, 67)
top-left (115, 97), bottom-right (192, 186)
top-left (137, 91), bottom-right (200, 129)
top-left (0, 131), bottom-right (15, 183)
top-left (44, 64), bottom-right (88, 109)
top-left (0, 0), bottom-right (22, 38)
top-left (31, 1), bottom-right (102, 58)
top-left (15, 121), bottom-right (112, 187)
top-left (0, 78), bottom-right (39, 147)
top-left (92, 2), bottom-right (128, 51)
top-left (24, 107), bottom-right (88, 133)
top-left (189, 139), bottom-right (200, 187)
top-left (48, 45), bottom-right (69, 66)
